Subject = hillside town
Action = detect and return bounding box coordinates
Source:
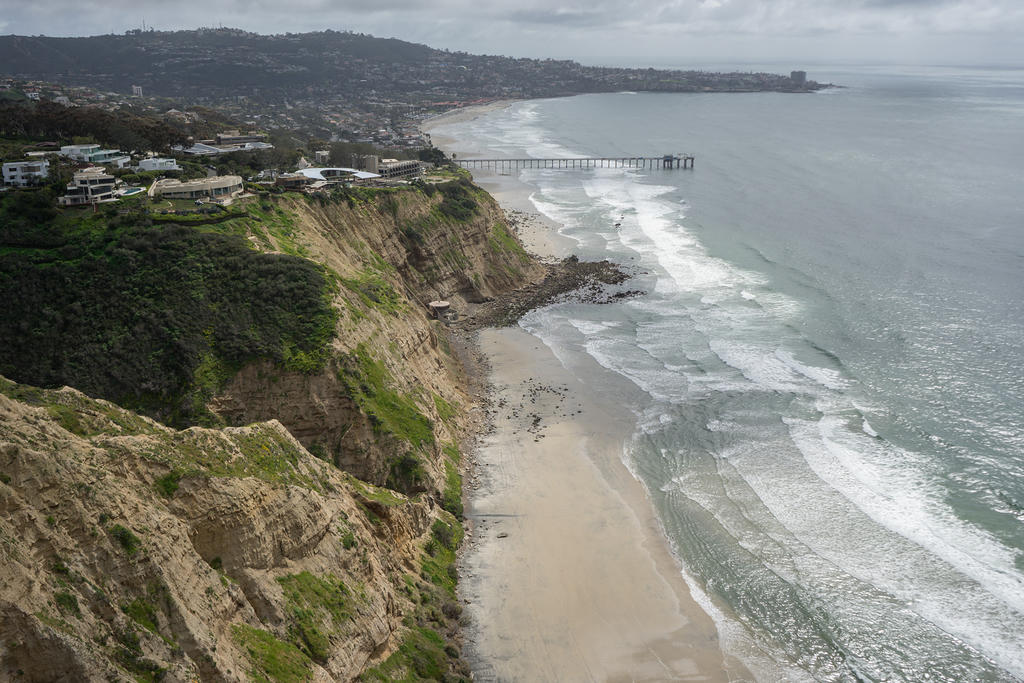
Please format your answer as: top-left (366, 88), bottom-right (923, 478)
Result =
top-left (2, 125), bottom-right (435, 213)
top-left (0, 76), bottom-right (434, 150)
top-left (0, 29), bottom-right (827, 144)
top-left (0, 29), bottom-right (826, 217)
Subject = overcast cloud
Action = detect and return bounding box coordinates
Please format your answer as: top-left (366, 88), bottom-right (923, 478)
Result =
top-left (1, 0), bottom-right (1022, 65)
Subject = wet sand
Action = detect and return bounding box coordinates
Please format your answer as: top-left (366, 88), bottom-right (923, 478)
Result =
top-left (424, 106), bottom-right (742, 682)
top-left (461, 328), bottom-right (739, 681)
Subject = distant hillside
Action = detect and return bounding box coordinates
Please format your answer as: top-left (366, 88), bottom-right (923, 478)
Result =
top-left (0, 28), bottom-right (824, 102)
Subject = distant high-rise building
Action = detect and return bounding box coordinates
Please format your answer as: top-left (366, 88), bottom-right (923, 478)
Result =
top-left (790, 71), bottom-right (807, 86)
top-left (131, 85), bottom-right (143, 97)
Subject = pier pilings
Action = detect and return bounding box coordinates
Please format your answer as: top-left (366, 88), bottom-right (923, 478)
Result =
top-left (453, 155), bottom-right (695, 171)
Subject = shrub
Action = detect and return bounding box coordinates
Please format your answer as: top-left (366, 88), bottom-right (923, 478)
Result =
top-left (154, 471), bottom-right (182, 497)
top-left (388, 453), bottom-right (426, 494)
top-left (436, 179), bottom-right (478, 221)
top-left (55, 591), bottom-right (81, 618)
top-left (108, 525), bottom-right (141, 554)
top-left (0, 216), bottom-right (337, 427)
top-left (431, 520), bottom-right (456, 551)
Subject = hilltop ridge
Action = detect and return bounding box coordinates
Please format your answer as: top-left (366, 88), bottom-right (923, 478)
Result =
top-left (0, 28), bottom-right (826, 101)
top-left (0, 29), bottom-right (828, 139)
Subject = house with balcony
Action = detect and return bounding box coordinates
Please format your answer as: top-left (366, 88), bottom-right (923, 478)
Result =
top-left (58, 167), bottom-right (117, 206)
top-left (2, 159), bottom-right (50, 187)
top-left (59, 144), bottom-right (131, 168)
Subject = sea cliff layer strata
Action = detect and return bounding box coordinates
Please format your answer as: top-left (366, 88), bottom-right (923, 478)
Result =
top-left (0, 175), bottom-right (615, 681)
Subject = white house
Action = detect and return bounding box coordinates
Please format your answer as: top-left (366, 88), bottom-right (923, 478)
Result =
top-left (296, 167), bottom-right (380, 182)
top-left (2, 159), bottom-right (50, 187)
top-left (137, 157), bottom-right (181, 172)
top-left (173, 141), bottom-right (275, 156)
top-left (58, 167), bottom-right (117, 206)
top-left (150, 175), bottom-right (243, 200)
top-left (59, 144), bottom-right (131, 168)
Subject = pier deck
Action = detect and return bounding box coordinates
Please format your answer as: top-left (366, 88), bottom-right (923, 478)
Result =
top-left (454, 155), bottom-right (694, 171)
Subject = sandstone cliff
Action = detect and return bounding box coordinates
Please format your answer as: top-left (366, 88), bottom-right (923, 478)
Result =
top-left (210, 180), bottom-right (543, 500)
top-left (0, 377), bottom-right (465, 681)
top-left (0, 177), bottom-right (545, 681)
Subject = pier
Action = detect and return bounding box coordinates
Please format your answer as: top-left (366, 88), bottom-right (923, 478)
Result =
top-left (454, 154), bottom-right (694, 171)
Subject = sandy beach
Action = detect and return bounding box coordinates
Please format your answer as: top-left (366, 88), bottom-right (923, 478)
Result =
top-left (424, 107), bottom-right (743, 681)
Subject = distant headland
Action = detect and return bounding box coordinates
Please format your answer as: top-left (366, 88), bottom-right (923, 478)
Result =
top-left (0, 29), bottom-right (833, 140)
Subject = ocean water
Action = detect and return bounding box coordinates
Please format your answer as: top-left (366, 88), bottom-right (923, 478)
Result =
top-left (433, 66), bottom-right (1024, 682)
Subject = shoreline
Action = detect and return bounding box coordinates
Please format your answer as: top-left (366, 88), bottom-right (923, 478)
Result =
top-left (425, 105), bottom-right (743, 681)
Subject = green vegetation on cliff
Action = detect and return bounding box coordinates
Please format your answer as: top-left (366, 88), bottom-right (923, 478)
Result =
top-left (232, 624), bottom-right (313, 683)
top-left (362, 512), bottom-right (468, 682)
top-left (361, 626), bottom-right (451, 682)
top-left (0, 192), bottom-right (337, 426)
top-left (278, 571), bottom-right (353, 664)
top-left (339, 343), bottom-right (435, 493)
top-left (339, 343), bottom-right (435, 450)
top-left (399, 177), bottom-right (480, 245)
top-left (341, 270), bottom-right (405, 316)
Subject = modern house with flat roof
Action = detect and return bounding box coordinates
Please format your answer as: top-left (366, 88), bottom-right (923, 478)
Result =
top-left (351, 154), bottom-right (422, 179)
top-left (58, 167), bottom-right (116, 206)
top-left (150, 175), bottom-right (243, 200)
top-left (59, 144), bottom-right (131, 168)
top-left (216, 130), bottom-right (268, 145)
top-left (137, 158), bottom-right (181, 172)
top-left (174, 141), bottom-right (274, 156)
top-left (274, 173), bottom-right (312, 190)
top-left (2, 159), bottom-right (49, 187)
top-left (296, 167), bottom-right (381, 183)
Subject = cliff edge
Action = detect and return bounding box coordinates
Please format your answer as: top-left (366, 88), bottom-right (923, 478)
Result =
top-left (0, 176), bottom-right (545, 681)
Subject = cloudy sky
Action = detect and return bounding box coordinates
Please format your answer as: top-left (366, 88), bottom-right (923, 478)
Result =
top-left (2, 0), bottom-right (1022, 66)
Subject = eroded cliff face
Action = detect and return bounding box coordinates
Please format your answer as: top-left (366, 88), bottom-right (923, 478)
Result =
top-left (210, 182), bottom-right (543, 499)
top-left (0, 378), bottom-right (463, 682)
top-left (0, 178), bottom-right (540, 681)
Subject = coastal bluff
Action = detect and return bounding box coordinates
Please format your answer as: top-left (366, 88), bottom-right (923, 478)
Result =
top-left (0, 177), bottom-right (546, 681)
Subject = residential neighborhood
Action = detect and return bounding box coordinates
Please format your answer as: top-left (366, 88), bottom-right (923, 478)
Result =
top-left (1, 110), bottom-right (435, 217)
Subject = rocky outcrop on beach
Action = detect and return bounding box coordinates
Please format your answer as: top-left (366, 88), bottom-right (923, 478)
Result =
top-left (455, 255), bottom-right (641, 331)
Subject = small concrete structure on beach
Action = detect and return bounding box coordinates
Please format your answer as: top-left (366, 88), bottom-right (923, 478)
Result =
top-left (428, 301), bottom-right (451, 319)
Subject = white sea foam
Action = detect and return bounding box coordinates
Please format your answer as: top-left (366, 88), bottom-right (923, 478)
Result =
top-left (448, 82), bottom-right (1024, 682)
top-left (784, 415), bottom-right (1024, 675)
top-left (528, 170), bottom-right (1024, 676)
top-left (775, 349), bottom-right (847, 390)
top-left (565, 318), bottom-right (621, 336)
top-left (707, 339), bottom-right (821, 395)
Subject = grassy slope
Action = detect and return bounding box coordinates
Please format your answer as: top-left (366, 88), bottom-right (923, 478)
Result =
top-left (0, 190), bottom-right (337, 427)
